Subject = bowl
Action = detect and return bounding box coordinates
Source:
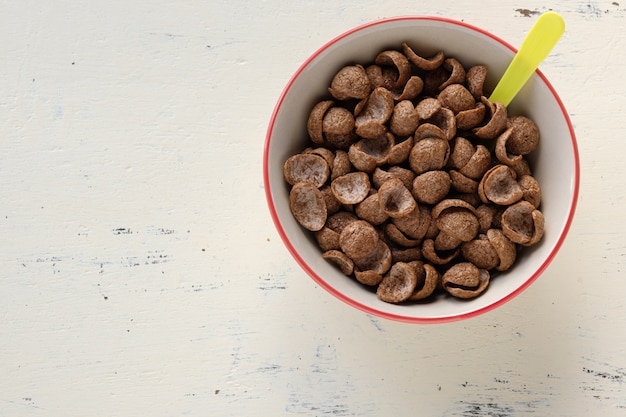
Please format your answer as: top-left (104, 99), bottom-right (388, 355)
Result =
top-left (263, 16), bottom-right (579, 324)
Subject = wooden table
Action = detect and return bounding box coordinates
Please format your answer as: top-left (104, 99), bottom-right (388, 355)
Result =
top-left (2, 1), bottom-right (624, 415)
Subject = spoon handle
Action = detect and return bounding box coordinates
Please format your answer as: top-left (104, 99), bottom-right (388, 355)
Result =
top-left (489, 11), bottom-right (565, 107)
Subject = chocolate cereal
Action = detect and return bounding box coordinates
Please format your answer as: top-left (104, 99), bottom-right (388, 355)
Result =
top-left (283, 42), bottom-right (545, 303)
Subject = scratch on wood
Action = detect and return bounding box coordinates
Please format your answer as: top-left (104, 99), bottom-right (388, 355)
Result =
top-left (443, 370), bottom-right (557, 416)
top-left (2, 398), bottom-right (45, 410)
top-left (578, 2), bottom-right (610, 17)
top-left (515, 8), bottom-right (540, 17)
top-left (257, 272), bottom-right (287, 291)
top-left (113, 226), bottom-right (181, 236)
top-left (580, 357), bottom-right (626, 408)
top-left (284, 341), bottom-right (377, 415)
top-left (445, 399), bottom-right (547, 416)
top-left (581, 357), bottom-right (626, 383)
top-left (367, 315), bottom-right (385, 332)
top-left (582, 366), bottom-right (624, 382)
top-left (122, 250), bottom-right (169, 268)
top-left (152, 227), bottom-right (175, 235)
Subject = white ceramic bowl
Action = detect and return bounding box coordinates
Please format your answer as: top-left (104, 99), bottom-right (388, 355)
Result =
top-left (264, 16), bottom-right (580, 323)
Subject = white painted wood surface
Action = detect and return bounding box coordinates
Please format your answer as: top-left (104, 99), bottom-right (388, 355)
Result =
top-left (1, 1), bottom-right (624, 415)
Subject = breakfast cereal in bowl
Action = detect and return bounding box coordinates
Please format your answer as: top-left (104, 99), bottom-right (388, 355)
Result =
top-left (264, 17), bottom-right (579, 323)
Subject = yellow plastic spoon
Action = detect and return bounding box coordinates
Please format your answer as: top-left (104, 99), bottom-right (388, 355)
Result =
top-left (489, 11), bottom-right (565, 107)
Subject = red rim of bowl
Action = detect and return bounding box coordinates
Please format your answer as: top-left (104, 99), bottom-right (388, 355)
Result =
top-left (263, 16), bottom-right (580, 324)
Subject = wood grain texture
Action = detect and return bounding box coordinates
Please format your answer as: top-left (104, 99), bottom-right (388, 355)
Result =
top-left (1, 0), bottom-right (625, 416)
